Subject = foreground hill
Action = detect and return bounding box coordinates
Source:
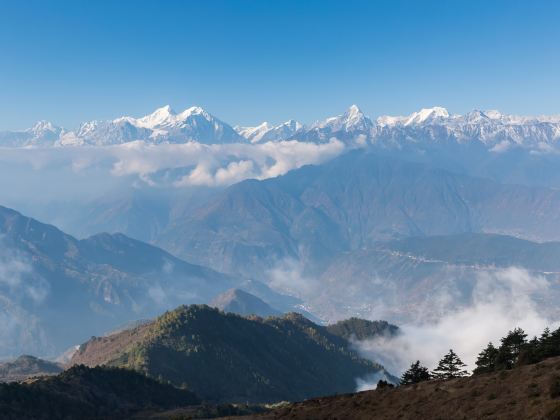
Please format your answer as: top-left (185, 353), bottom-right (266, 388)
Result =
top-left (70, 305), bottom-right (393, 403)
top-left (0, 365), bottom-right (199, 420)
top-left (231, 355), bottom-right (560, 420)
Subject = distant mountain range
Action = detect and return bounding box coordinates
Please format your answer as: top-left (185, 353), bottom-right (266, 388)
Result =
top-left (2, 104), bottom-right (560, 154)
top-left (155, 151), bottom-right (560, 278)
top-left (0, 205), bottom-right (309, 358)
top-left (313, 233), bottom-right (560, 322)
top-left (0, 355), bottom-right (62, 382)
top-left (70, 304), bottom-right (395, 403)
top-left (6, 151), bottom-right (560, 328)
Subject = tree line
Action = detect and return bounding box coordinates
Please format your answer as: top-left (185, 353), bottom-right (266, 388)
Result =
top-left (399, 325), bottom-right (560, 386)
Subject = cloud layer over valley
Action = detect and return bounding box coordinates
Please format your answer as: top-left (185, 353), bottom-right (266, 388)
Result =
top-left (353, 268), bottom-right (558, 376)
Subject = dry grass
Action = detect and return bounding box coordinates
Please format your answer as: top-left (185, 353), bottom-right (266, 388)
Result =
top-left (224, 356), bottom-right (560, 420)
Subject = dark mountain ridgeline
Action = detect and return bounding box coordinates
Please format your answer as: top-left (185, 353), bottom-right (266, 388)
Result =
top-left (326, 318), bottom-right (399, 341)
top-left (0, 365), bottom-right (199, 420)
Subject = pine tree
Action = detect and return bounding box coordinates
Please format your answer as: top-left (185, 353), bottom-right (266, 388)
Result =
top-left (538, 327), bottom-right (552, 359)
top-left (432, 349), bottom-right (468, 380)
top-left (517, 336), bottom-right (540, 366)
top-left (376, 379), bottom-right (395, 389)
top-left (540, 327), bottom-right (560, 359)
top-left (400, 360), bottom-right (431, 385)
top-left (496, 327), bottom-right (527, 369)
top-left (473, 342), bottom-right (498, 374)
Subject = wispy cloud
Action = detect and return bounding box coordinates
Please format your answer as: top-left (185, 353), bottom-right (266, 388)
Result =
top-left (0, 140), bottom-right (345, 200)
top-left (0, 236), bottom-right (49, 303)
top-left (353, 267), bottom-right (556, 375)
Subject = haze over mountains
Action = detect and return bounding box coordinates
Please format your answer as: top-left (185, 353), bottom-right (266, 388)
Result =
top-left (0, 205), bottom-right (310, 358)
top-left (3, 102), bottom-right (560, 373)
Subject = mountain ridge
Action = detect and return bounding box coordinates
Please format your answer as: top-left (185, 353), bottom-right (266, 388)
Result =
top-left (0, 204), bottom-right (242, 357)
top-left (69, 304), bottom-right (395, 403)
top-left (3, 104), bottom-right (560, 152)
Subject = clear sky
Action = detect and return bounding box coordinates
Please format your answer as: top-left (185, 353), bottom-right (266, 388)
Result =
top-left (1, 0), bottom-right (560, 129)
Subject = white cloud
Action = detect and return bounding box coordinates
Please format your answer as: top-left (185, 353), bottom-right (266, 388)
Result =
top-left (0, 236), bottom-right (48, 303)
top-left (489, 140), bottom-right (512, 153)
top-left (355, 371), bottom-right (392, 391)
top-left (0, 139), bottom-right (346, 191)
top-left (354, 267), bottom-right (557, 376)
top-left (266, 258), bottom-right (321, 298)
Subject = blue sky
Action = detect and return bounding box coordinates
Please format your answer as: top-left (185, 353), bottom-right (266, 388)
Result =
top-left (1, 0), bottom-right (559, 129)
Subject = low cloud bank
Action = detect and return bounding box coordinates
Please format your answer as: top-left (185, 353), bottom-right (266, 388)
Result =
top-left (0, 139), bottom-right (345, 192)
top-left (354, 267), bottom-right (558, 376)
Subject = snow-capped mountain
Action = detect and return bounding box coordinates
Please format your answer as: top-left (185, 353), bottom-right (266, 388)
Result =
top-left (403, 106), bottom-right (450, 125)
top-left (2, 105), bottom-right (247, 147)
top-left (371, 107), bottom-right (560, 151)
top-left (3, 104), bottom-right (560, 152)
top-left (235, 119), bottom-right (303, 143)
top-left (0, 121), bottom-right (63, 147)
top-left (58, 105), bottom-right (245, 146)
top-left (288, 105), bottom-right (560, 151)
top-left (292, 105), bottom-right (374, 145)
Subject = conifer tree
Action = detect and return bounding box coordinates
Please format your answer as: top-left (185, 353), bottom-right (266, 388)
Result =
top-left (400, 360), bottom-right (431, 385)
top-left (517, 336), bottom-right (540, 366)
top-left (538, 327), bottom-right (553, 359)
top-left (496, 327), bottom-right (527, 369)
top-left (432, 349), bottom-right (468, 380)
top-left (473, 342), bottom-right (498, 374)
top-left (541, 327), bottom-right (560, 359)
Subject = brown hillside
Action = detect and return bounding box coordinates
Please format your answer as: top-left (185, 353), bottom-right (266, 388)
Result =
top-left (226, 356), bottom-right (560, 420)
top-left (70, 322), bottom-right (151, 368)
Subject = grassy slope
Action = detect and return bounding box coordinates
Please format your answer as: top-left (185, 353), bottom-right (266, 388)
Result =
top-left (229, 355), bottom-right (560, 420)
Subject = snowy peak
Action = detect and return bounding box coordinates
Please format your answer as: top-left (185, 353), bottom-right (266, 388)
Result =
top-left (345, 104), bottom-right (363, 118)
top-left (404, 106), bottom-right (450, 125)
top-left (3, 104), bottom-right (560, 151)
top-left (235, 122), bottom-right (273, 143)
top-left (28, 120), bottom-right (61, 135)
top-left (135, 105), bottom-right (176, 128)
top-left (236, 119), bottom-right (303, 143)
top-left (180, 106), bottom-right (206, 117)
top-left (315, 105), bottom-right (372, 131)
top-left (463, 109), bottom-right (492, 124)
top-left (61, 105), bottom-right (246, 146)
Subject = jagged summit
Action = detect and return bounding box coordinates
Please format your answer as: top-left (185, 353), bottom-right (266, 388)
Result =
top-left (346, 104), bottom-right (363, 116)
top-left (235, 119), bottom-right (303, 143)
top-left (135, 104), bottom-right (176, 127)
top-left (58, 104), bottom-right (245, 145)
top-left (3, 104), bottom-right (560, 151)
top-left (404, 106), bottom-right (450, 125)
